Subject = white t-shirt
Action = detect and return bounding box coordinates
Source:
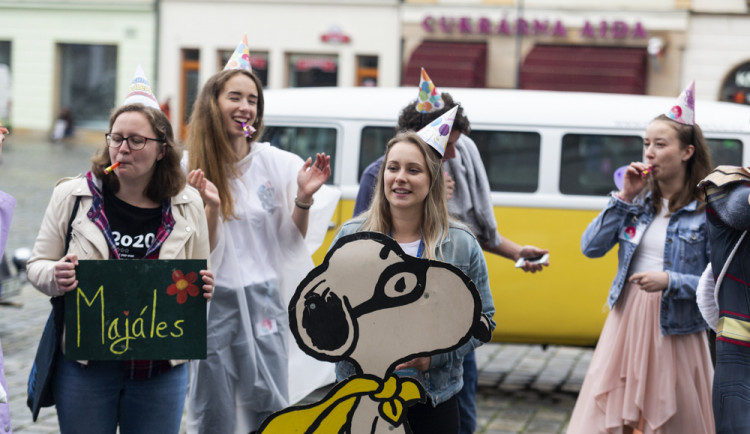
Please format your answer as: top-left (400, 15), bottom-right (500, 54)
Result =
top-left (399, 239), bottom-right (422, 257)
top-left (629, 198), bottom-right (670, 276)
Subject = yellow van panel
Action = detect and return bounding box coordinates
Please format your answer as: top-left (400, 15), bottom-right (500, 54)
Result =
top-left (312, 199), bottom-right (616, 348)
top-left (311, 200), bottom-right (355, 265)
top-left (488, 206), bottom-right (613, 347)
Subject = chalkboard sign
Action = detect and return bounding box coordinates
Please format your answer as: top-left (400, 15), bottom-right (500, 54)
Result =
top-left (64, 259), bottom-right (207, 360)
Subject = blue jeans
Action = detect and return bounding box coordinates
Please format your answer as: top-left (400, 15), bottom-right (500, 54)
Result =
top-left (53, 359), bottom-right (187, 434)
top-left (457, 350), bottom-right (477, 434)
top-left (407, 394), bottom-right (459, 434)
top-left (713, 340), bottom-right (750, 433)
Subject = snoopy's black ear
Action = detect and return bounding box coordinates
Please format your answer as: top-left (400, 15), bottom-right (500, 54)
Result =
top-left (472, 314), bottom-right (492, 343)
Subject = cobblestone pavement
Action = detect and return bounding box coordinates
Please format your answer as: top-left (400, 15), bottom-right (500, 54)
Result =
top-left (0, 136), bottom-right (593, 433)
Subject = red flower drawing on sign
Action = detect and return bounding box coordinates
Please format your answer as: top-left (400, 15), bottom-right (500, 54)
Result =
top-left (167, 269), bottom-right (200, 304)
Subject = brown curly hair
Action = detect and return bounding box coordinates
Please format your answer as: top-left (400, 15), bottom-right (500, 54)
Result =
top-left (397, 92), bottom-right (470, 135)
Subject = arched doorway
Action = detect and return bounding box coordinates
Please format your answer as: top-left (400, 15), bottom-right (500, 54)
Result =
top-left (720, 61), bottom-right (750, 105)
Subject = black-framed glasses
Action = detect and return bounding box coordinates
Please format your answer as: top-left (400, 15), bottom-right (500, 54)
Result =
top-left (105, 133), bottom-right (164, 151)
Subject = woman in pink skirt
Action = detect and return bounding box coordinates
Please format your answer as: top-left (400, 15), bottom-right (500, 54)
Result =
top-left (569, 81), bottom-right (715, 434)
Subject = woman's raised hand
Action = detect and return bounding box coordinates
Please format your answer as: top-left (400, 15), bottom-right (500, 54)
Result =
top-left (296, 153), bottom-right (331, 200)
top-left (188, 169), bottom-right (220, 210)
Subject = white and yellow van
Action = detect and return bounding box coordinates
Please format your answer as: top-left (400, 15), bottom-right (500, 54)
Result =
top-left (261, 87), bottom-right (750, 347)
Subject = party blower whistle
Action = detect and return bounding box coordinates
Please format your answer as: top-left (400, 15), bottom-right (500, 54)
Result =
top-left (104, 161), bottom-right (120, 174)
top-left (241, 122), bottom-right (256, 138)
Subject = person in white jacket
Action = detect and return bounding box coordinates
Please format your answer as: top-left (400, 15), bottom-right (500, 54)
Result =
top-left (27, 102), bottom-right (214, 434)
top-left (184, 45), bottom-right (340, 432)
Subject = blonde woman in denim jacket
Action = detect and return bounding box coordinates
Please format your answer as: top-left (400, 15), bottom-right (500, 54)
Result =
top-left (568, 114), bottom-right (715, 434)
top-left (334, 131), bottom-right (495, 434)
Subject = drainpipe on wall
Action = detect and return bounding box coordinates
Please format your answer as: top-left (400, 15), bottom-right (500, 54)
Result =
top-left (154, 0), bottom-right (161, 94)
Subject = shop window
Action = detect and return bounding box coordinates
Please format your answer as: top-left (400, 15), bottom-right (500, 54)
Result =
top-left (218, 49), bottom-right (268, 87)
top-left (359, 126), bottom-right (396, 178)
top-left (0, 41), bottom-right (10, 70)
top-left (180, 49), bottom-right (200, 140)
top-left (720, 61), bottom-right (750, 105)
top-left (288, 54), bottom-right (338, 87)
top-left (560, 134), bottom-right (642, 196)
top-left (261, 126), bottom-right (337, 184)
top-left (472, 130), bottom-right (541, 193)
top-left (356, 55), bottom-right (378, 87)
top-left (59, 43), bottom-right (117, 130)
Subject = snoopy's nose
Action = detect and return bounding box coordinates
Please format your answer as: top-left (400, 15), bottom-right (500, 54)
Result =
top-left (302, 290), bottom-right (349, 351)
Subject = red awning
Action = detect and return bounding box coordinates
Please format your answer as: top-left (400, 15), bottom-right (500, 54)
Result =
top-left (520, 45), bottom-right (647, 94)
top-left (403, 41), bottom-right (487, 88)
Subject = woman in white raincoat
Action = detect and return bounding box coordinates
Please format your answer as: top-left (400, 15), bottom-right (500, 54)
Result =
top-left (184, 65), bottom-right (340, 432)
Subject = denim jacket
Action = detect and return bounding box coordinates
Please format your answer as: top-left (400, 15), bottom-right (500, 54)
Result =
top-left (333, 219), bottom-right (496, 407)
top-left (581, 192), bottom-right (710, 336)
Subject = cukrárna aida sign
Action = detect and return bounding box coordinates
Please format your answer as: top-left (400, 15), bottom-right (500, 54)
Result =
top-left (64, 259), bottom-right (207, 360)
top-left (422, 15), bottom-right (648, 40)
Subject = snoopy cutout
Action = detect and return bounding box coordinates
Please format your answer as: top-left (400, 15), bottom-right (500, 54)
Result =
top-left (258, 231), bottom-right (492, 433)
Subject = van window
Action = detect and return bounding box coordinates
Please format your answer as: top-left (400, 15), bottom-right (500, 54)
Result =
top-left (560, 133), bottom-right (642, 196)
top-left (359, 126), bottom-right (395, 179)
top-left (706, 138), bottom-right (743, 166)
top-left (262, 126), bottom-right (337, 184)
top-left (472, 130), bottom-right (541, 193)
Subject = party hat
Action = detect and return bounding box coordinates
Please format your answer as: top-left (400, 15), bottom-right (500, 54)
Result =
top-left (665, 80), bottom-right (695, 125)
top-left (224, 33), bottom-right (252, 72)
top-left (123, 65), bottom-right (160, 110)
top-left (417, 105), bottom-right (458, 157)
top-left (415, 68), bottom-right (444, 113)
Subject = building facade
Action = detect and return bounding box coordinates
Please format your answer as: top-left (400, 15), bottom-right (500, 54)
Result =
top-left (1, 0), bottom-right (749, 136)
top-left (158, 0), bottom-right (401, 139)
top-left (684, 0), bottom-right (750, 103)
top-left (0, 0), bottom-right (157, 133)
top-left (401, 0), bottom-right (750, 102)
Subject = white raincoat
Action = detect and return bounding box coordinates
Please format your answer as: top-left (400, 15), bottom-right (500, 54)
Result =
top-left (186, 143), bottom-right (340, 433)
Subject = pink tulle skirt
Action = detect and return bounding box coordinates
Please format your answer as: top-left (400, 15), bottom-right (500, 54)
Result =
top-left (567, 282), bottom-right (715, 434)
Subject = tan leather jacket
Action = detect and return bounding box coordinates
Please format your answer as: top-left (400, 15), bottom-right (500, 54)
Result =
top-left (27, 175), bottom-right (210, 365)
top-left (28, 175), bottom-right (210, 296)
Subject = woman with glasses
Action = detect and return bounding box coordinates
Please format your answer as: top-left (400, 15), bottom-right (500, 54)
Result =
top-left (183, 49), bottom-right (340, 432)
top-left (26, 101), bottom-right (214, 434)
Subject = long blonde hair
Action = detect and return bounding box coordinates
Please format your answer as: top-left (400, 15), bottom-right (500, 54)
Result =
top-left (186, 69), bottom-right (265, 219)
top-left (360, 131), bottom-right (451, 260)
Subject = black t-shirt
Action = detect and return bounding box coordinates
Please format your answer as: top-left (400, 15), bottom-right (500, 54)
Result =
top-left (103, 187), bottom-right (161, 259)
